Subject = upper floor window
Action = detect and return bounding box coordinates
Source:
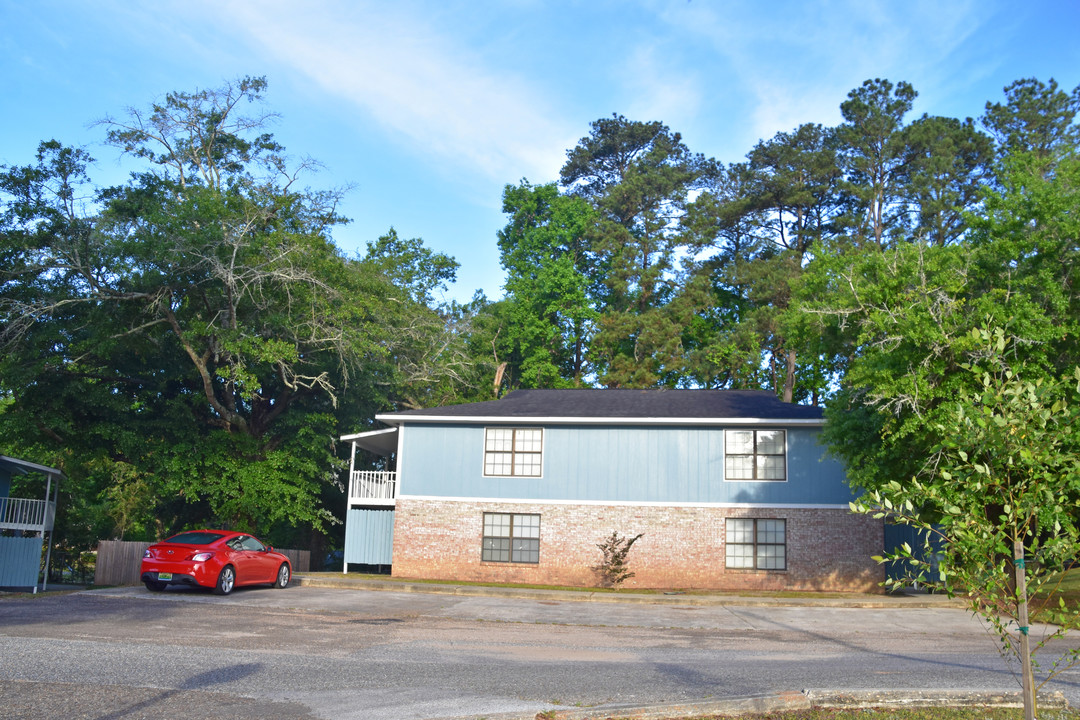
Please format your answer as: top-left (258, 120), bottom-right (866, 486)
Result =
top-left (725, 429), bottom-right (786, 481)
top-left (484, 428), bottom-right (543, 477)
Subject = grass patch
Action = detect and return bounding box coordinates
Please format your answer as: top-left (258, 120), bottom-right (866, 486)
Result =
top-left (1042, 568), bottom-right (1080, 605)
top-left (652, 709), bottom-right (1079, 720)
top-left (0, 589), bottom-right (83, 600)
top-left (1029, 567), bottom-right (1080, 622)
top-left (306, 572), bottom-right (659, 594)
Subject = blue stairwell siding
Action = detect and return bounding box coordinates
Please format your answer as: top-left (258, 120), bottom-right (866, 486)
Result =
top-left (344, 508), bottom-right (395, 565)
top-left (0, 535), bottom-right (43, 588)
top-left (398, 424), bottom-right (851, 505)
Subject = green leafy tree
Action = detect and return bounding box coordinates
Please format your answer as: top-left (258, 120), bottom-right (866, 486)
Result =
top-left (810, 151), bottom-right (1080, 713)
top-left (0, 78), bottom-right (474, 545)
top-left (364, 228), bottom-right (459, 306)
top-left (836, 78), bottom-right (917, 249)
top-left (560, 114), bottom-right (706, 387)
top-left (804, 239), bottom-right (974, 490)
top-left (358, 229), bottom-right (486, 410)
top-left (740, 123), bottom-right (844, 402)
top-left (896, 114), bottom-right (993, 246)
top-left (683, 125), bottom-right (844, 401)
top-left (745, 123), bottom-right (844, 255)
top-left (495, 181), bottom-right (599, 388)
top-left (681, 161), bottom-right (771, 390)
top-left (982, 77), bottom-right (1080, 175)
top-left (853, 333), bottom-right (1080, 719)
top-left (799, 144), bottom-right (1079, 485)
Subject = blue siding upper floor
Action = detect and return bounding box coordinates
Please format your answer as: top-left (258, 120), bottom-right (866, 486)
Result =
top-left (398, 423), bottom-right (853, 505)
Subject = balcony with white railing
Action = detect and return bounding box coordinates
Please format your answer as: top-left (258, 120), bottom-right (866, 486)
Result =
top-left (348, 470), bottom-right (397, 507)
top-left (0, 497), bottom-right (55, 532)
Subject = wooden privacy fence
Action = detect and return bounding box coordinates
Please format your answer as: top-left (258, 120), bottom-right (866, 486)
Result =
top-left (96, 541), bottom-right (150, 585)
top-left (277, 548), bottom-right (310, 574)
top-left (95, 540), bottom-right (310, 586)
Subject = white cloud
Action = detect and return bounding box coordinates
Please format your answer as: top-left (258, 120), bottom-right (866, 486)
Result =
top-left (212, 0), bottom-right (575, 185)
top-left (621, 43), bottom-right (704, 129)
top-left (653, 0), bottom-right (986, 141)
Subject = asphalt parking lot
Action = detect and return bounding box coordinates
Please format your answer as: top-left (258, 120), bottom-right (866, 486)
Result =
top-left (1, 582), bottom-right (1077, 719)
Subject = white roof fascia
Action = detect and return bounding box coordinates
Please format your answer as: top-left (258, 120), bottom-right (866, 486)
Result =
top-left (0, 455), bottom-right (66, 479)
top-left (339, 427), bottom-right (398, 442)
top-left (339, 427), bottom-right (399, 456)
top-left (374, 415), bottom-right (825, 427)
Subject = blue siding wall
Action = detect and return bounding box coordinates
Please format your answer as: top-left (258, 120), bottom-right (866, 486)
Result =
top-left (399, 423), bottom-right (851, 504)
top-left (0, 535), bottom-right (43, 588)
top-left (344, 508), bottom-right (395, 565)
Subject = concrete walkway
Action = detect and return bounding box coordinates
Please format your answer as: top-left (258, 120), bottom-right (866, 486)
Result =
top-left (293, 572), bottom-right (968, 609)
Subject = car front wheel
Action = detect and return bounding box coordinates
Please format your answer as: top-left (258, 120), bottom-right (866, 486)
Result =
top-left (214, 565), bottom-right (236, 595)
top-left (274, 563), bottom-right (290, 589)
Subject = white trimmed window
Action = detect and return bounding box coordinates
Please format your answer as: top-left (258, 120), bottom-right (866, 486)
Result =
top-left (725, 518), bottom-right (786, 570)
top-left (724, 429), bottom-right (786, 481)
top-left (483, 428), bottom-right (543, 477)
top-left (482, 512), bottom-right (541, 563)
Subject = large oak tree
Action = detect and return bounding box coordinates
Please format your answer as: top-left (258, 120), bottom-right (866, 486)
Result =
top-left (0, 78), bottom-right (471, 542)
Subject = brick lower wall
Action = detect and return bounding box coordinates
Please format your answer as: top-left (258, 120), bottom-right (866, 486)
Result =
top-left (390, 499), bottom-right (885, 592)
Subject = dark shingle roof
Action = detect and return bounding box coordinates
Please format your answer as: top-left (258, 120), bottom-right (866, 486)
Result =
top-left (377, 389), bottom-right (823, 423)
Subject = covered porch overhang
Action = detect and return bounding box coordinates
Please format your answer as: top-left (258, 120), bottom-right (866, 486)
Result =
top-left (340, 427), bottom-right (398, 457)
top-left (0, 455), bottom-right (65, 591)
top-left (0, 455), bottom-right (63, 533)
top-left (339, 428), bottom-right (399, 507)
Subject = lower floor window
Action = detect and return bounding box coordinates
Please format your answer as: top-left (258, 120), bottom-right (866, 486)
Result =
top-left (482, 512), bottom-right (540, 563)
top-left (725, 518), bottom-right (786, 570)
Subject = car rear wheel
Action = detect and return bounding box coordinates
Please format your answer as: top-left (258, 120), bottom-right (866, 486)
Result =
top-left (274, 563), bottom-right (290, 589)
top-left (144, 580), bottom-right (167, 592)
top-left (214, 565), bottom-right (236, 595)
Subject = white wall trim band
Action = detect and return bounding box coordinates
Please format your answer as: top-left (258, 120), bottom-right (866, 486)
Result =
top-left (396, 494), bottom-right (852, 510)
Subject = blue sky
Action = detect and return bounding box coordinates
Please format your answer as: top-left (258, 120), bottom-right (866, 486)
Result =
top-left (3, 1), bottom-right (1078, 303)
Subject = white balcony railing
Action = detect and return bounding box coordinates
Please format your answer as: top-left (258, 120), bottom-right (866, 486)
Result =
top-left (0, 497), bottom-right (55, 531)
top-left (348, 471), bottom-right (397, 506)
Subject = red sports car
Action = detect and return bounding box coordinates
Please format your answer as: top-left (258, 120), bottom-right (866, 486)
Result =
top-left (140, 530), bottom-right (292, 595)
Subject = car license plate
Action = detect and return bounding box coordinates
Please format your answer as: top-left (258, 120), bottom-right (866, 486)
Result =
top-left (157, 572), bottom-right (173, 581)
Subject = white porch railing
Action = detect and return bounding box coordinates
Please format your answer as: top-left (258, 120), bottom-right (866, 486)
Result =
top-left (0, 497), bottom-right (55, 531)
top-left (348, 471), bottom-right (397, 506)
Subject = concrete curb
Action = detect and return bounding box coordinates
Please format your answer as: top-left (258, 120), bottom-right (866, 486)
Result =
top-left (445, 689), bottom-right (1069, 720)
top-left (804, 688), bottom-right (1068, 710)
top-left (292, 574), bottom-right (967, 609)
top-left (456, 691), bottom-right (811, 720)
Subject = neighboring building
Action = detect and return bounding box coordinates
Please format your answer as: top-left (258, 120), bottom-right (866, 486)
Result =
top-left (0, 455), bottom-right (63, 591)
top-left (340, 389), bottom-right (884, 592)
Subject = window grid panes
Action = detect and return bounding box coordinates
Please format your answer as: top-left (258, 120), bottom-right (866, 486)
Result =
top-left (482, 512), bottom-right (541, 564)
top-left (725, 518), bottom-right (786, 571)
top-left (484, 428), bottom-right (543, 477)
top-left (725, 429), bottom-right (786, 481)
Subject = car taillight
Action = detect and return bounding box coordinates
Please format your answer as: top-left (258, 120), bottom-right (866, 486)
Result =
top-left (143, 549), bottom-right (153, 558)
top-left (191, 552), bottom-right (214, 562)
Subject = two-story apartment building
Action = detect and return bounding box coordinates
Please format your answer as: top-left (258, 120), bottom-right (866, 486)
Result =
top-left (340, 389), bottom-right (883, 592)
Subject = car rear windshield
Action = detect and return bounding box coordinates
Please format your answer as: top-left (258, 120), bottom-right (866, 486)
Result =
top-left (165, 531), bottom-right (225, 545)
